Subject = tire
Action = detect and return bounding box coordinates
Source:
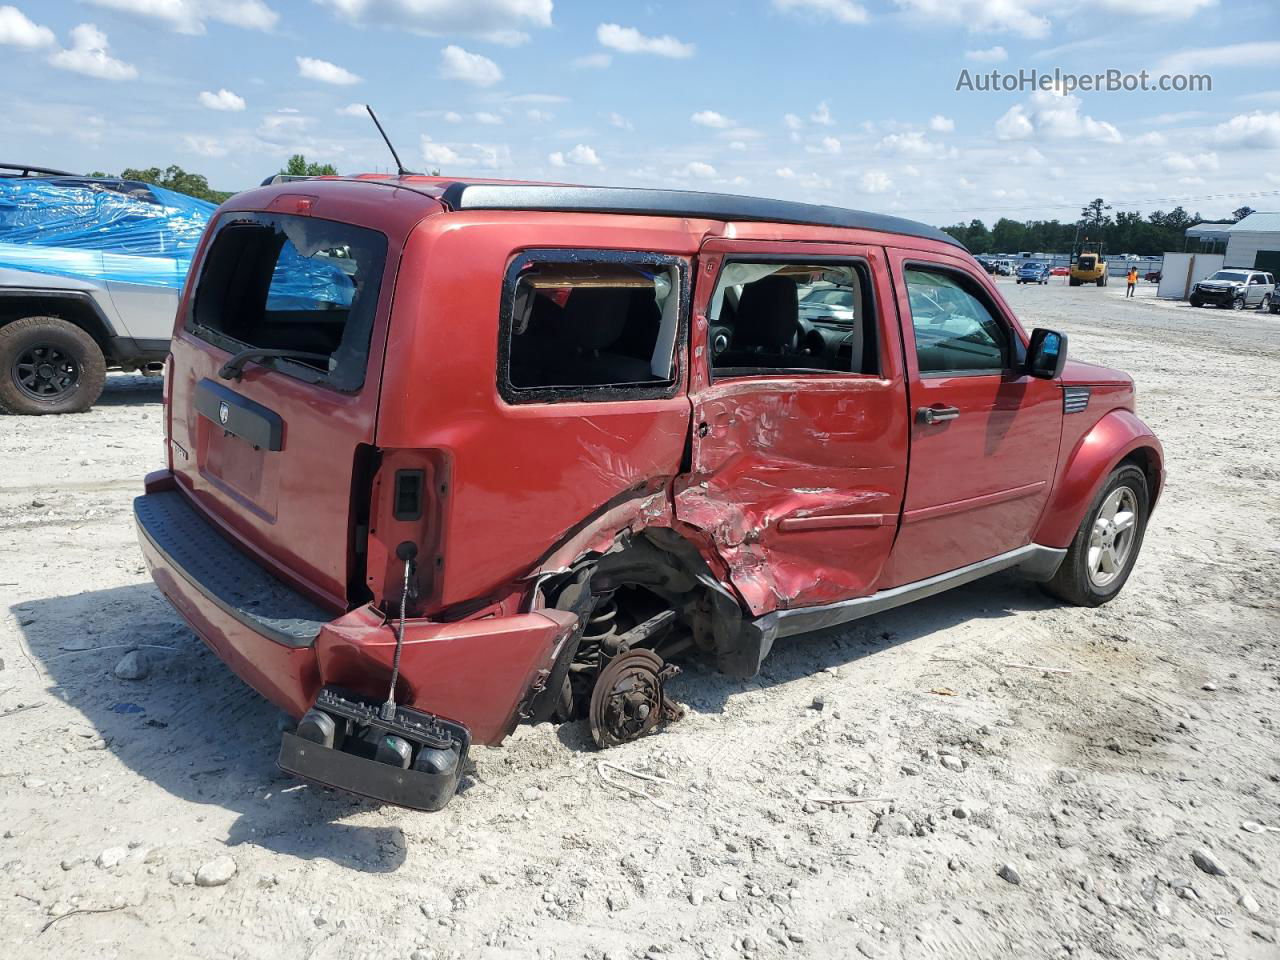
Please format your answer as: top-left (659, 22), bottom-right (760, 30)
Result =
top-left (0, 316), bottom-right (107, 415)
top-left (1096, 276), bottom-right (1105, 287)
top-left (1042, 464), bottom-right (1149, 607)
top-left (1069, 277), bottom-right (1081, 287)
top-left (1258, 294), bottom-right (1271, 312)
top-left (1232, 297), bottom-right (1245, 311)
top-left (1189, 297), bottom-right (1202, 308)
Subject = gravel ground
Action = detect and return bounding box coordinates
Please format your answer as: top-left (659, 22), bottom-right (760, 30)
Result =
top-left (2, 281), bottom-right (1278, 960)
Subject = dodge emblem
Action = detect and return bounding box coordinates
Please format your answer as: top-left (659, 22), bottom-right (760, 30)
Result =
top-left (218, 400), bottom-right (230, 425)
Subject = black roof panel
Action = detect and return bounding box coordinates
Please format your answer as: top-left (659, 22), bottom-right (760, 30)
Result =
top-left (439, 182), bottom-right (964, 249)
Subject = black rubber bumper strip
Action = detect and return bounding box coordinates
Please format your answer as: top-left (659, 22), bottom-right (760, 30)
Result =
top-left (134, 490), bottom-right (332, 648)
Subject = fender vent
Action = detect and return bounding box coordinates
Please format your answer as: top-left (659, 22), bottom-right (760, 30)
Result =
top-left (1063, 386), bottom-right (1091, 414)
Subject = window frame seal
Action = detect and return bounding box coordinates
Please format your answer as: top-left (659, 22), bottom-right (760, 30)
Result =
top-left (496, 247), bottom-right (690, 406)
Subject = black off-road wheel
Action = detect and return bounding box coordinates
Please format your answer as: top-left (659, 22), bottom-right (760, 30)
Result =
top-left (0, 317), bottom-right (106, 415)
top-left (1042, 464), bottom-right (1149, 607)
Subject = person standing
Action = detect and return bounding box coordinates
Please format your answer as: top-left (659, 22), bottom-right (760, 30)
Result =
top-left (1126, 266), bottom-right (1138, 298)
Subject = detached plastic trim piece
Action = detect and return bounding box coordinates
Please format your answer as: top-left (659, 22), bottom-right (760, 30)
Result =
top-left (134, 490), bottom-right (331, 647)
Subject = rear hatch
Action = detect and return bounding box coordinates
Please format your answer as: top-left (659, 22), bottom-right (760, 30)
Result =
top-left (166, 184), bottom-right (438, 610)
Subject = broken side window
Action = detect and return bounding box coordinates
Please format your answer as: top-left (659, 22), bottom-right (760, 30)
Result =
top-left (501, 252), bottom-right (685, 403)
top-left (707, 261), bottom-right (879, 377)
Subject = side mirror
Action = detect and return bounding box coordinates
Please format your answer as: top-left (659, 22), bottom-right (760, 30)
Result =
top-left (1027, 328), bottom-right (1067, 380)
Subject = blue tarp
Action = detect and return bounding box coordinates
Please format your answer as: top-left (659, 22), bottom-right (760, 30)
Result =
top-left (0, 177), bottom-right (354, 308)
top-left (0, 178), bottom-right (214, 290)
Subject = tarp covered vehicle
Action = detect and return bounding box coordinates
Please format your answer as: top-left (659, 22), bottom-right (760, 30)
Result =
top-left (0, 166), bottom-right (214, 414)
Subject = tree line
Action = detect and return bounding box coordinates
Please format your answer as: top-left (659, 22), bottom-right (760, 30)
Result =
top-left (941, 200), bottom-right (1255, 257)
top-left (83, 155), bottom-right (338, 205)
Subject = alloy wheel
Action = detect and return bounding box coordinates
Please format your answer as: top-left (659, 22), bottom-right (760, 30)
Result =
top-left (12, 344), bottom-right (81, 402)
top-left (1088, 487), bottom-right (1138, 588)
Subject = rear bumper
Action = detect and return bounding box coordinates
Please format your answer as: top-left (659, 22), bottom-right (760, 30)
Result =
top-left (134, 474), bottom-right (578, 746)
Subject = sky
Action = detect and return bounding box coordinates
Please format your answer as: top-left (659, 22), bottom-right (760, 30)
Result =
top-left (3, 0), bottom-right (1279, 226)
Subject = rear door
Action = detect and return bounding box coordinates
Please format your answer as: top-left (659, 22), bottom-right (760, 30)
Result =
top-left (675, 239), bottom-right (909, 617)
top-left (167, 197), bottom-right (411, 610)
top-left (878, 248), bottom-right (1061, 588)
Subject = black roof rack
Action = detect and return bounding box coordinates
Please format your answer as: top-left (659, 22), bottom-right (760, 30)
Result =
top-left (439, 182), bottom-right (963, 249)
top-left (0, 163), bottom-right (77, 178)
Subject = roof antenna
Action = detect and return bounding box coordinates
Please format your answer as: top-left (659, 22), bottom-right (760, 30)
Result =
top-left (366, 104), bottom-right (412, 177)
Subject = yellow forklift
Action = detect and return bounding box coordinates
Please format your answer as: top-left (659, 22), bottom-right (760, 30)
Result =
top-left (1069, 241), bottom-right (1108, 287)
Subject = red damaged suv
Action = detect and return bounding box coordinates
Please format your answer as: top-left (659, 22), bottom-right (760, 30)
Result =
top-left (135, 177), bottom-right (1163, 810)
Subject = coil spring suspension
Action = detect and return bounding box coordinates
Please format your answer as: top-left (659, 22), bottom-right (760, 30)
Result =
top-left (573, 596), bottom-right (619, 668)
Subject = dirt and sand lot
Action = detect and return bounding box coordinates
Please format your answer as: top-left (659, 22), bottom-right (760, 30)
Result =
top-left (2, 281), bottom-right (1278, 960)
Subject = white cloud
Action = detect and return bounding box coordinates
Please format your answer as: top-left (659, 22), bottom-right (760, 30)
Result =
top-left (1162, 151), bottom-right (1218, 173)
top-left (85, 0), bottom-right (277, 34)
top-left (877, 130), bottom-right (952, 158)
top-left (316, 0), bottom-right (552, 38)
top-left (810, 101), bottom-right (834, 126)
top-left (775, 167), bottom-right (796, 179)
top-left (597, 23), bottom-right (694, 58)
top-left (183, 133), bottom-right (228, 157)
top-left (1131, 131), bottom-right (1166, 146)
top-left (480, 29), bottom-right (530, 46)
top-left (49, 23), bottom-right (137, 80)
top-left (422, 139), bottom-right (461, 167)
top-left (1212, 111), bottom-right (1280, 150)
top-left (677, 161), bottom-right (717, 179)
top-left (995, 90), bottom-right (1121, 143)
top-left (526, 109), bottom-right (552, 122)
top-left (1094, 0), bottom-right (1212, 18)
top-left (549, 143), bottom-right (601, 168)
top-left (502, 93), bottom-right (568, 104)
top-left (257, 111), bottom-right (309, 144)
top-left (421, 134), bottom-right (511, 170)
top-left (965, 45), bottom-right (1007, 62)
top-left (474, 111), bottom-right (503, 125)
top-left (0, 5), bottom-right (54, 47)
top-left (1157, 40), bottom-right (1280, 73)
top-left (860, 170), bottom-right (892, 193)
top-left (771, 0), bottom-right (868, 24)
top-left (337, 103), bottom-right (367, 116)
top-left (783, 113), bottom-right (803, 131)
top-left (607, 112), bottom-right (632, 130)
top-left (807, 135), bottom-right (842, 154)
top-left (199, 88), bottom-right (245, 111)
top-left (296, 55), bottom-right (361, 85)
top-left (929, 114), bottom-right (955, 133)
top-left (443, 111), bottom-right (463, 123)
top-left (571, 52), bottom-right (611, 69)
top-left (439, 44), bottom-right (502, 87)
top-left (728, 140), bottom-right (747, 151)
top-left (894, 0), bottom-right (1050, 38)
top-left (691, 110), bottom-right (733, 129)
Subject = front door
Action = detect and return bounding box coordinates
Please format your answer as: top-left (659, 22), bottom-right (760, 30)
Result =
top-left (879, 248), bottom-right (1062, 588)
top-left (674, 239), bottom-right (909, 616)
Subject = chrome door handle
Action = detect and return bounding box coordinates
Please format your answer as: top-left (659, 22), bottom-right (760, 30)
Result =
top-left (917, 405), bottom-right (960, 425)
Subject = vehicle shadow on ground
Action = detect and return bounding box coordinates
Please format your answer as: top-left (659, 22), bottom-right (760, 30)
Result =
top-left (13, 583), bottom-right (406, 874)
top-left (555, 570), bottom-right (1059, 749)
top-left (94, 373), bottom-right (164, 406)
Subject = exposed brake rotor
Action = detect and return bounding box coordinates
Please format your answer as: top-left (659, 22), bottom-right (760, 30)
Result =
top-left (588, 649), bottom-right (681, 749)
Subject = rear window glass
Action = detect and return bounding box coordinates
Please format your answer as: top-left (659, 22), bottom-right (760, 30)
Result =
top-left (500, 251), bottom-right (685, 404)
top-left (188, 214), bottom-right (387, 392)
